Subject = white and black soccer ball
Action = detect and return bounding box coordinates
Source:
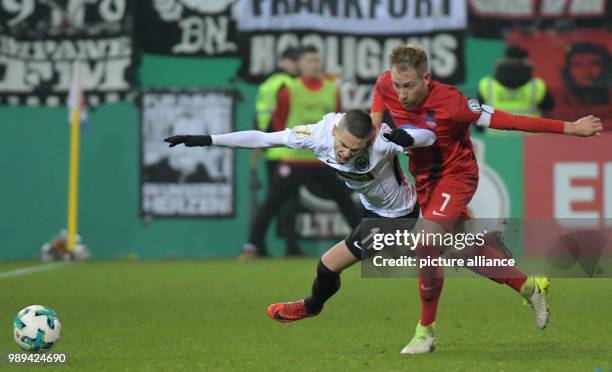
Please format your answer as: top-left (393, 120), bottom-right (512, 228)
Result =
top-left (13, 305), bottom-right (62, 352)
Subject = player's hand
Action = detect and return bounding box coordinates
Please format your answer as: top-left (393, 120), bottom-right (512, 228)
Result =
top-left (565, 115), bottom-right (603, 137)
top-left (382, 128), bottom-right (415, 147)
top-left (164, 135), bottom-right (212, 147)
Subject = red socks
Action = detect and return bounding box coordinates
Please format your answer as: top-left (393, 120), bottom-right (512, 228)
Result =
top-left (419, 271), bottom-right (444, 326)
top-left (416, 242), bottom-right (528, 327)
top-left (416, 245), bottom-right (444, 326)
top-left (469, 244), bottom-right (527, 292)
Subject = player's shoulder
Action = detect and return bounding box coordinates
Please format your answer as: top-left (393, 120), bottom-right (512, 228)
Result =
top-left (375, 71), bottom-right (392, 87)
top-left (426, 80), bottom-right (464, 103)
top-left (424, 80), bottom-right (479, 114)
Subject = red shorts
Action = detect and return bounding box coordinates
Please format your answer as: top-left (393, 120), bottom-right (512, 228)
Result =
top-left (417, 175), bottom-right (478, 229)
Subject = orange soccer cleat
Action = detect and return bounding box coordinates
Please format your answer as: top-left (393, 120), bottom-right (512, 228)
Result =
top-left (267, 300), bottom-right (320, 323)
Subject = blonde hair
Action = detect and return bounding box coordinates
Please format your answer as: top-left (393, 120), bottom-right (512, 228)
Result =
top-left (389, 44), bottom-right (429, 75)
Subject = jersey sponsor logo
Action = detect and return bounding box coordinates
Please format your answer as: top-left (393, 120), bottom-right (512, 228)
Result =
top-left (468, 98), bottom-right (482, 113)
top-left (334, 169), bottom-right (374, 182)
top-left (355, 156), bottom-right (370, 172)
top-left (291, 125), bottom-right (311, 139)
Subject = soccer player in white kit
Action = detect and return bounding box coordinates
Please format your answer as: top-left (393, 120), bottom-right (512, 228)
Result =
top-left (165, 109), bottom-right (435, 323)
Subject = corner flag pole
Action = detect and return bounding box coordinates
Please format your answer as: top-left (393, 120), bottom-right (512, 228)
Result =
top-left (67, 61), bottom-right (82, 252)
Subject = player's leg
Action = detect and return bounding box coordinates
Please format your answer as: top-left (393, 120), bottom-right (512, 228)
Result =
top-left (242, 164), bottom-right (304, 257)
top-left (425, 177), bottom-right (549, 330)
top-left (267, 239), bottom-right (358, 323)
top-left (463, 240), bottom-right (550, 328)
top-left (401, 218), bottom-right (445, 354)
top-left (403, 180), bottom-right (471, 354)
top-left (461, 233), bottom-right (550, 328)
top-left (268, 207), bottom-right (422, 324)
top-left (267, 211), bottom-right (379, 323)
top-left (422, 177), bottom-right (528, 289)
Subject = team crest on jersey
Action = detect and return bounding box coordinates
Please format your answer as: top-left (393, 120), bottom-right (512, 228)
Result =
top-left (292, 125), bottom-right (311, 139)
top-left (468, 98), bottom-right (482, 113)
top-left (422, 118), bottom-right (437, 129)
top-left (420, 110), bottom-right (437, 129)
top-left (355, 156), bottom-right (370, 172)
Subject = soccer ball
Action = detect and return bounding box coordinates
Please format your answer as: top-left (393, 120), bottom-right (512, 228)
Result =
top-left (13, 305), bottom-right (62, 352)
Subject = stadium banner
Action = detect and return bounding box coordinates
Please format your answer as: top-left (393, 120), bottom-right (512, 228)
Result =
top-left (523, 133), bottom-right (612, 221)
top-left (467, 0), bottom-right (610, 38)
top-left (140, 89), bottom-right (237, 218)
top-left (523, 133), bottom-right (611, 266)
top-left (135, 0), bottom-right (238, 57)
top-left (506, 29), bottom-right (612, 128)
top-left (0, 0), bottom-right (137, 106)
top-left (235, 0), bottom-right (467, 109)
top-left (276, 186), bottom-right (358, 240)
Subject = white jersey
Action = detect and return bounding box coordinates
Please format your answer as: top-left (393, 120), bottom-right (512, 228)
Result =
top-left (211, 113), bottom-right (435, 218)
top-left (284, 113), bottom-right (421, 217)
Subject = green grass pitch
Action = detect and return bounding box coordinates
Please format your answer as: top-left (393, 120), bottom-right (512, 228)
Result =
top-left (1, 259), bottom-right (611, 371)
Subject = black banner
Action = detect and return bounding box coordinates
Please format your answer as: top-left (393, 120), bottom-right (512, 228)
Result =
top-left (237, 30), bottom-right (465, 110)
top-left (140, 89), bottom-right (237, 218)
top-left (234, 0), bottom-right (467, 109)
top-left (0, 0), bottom-right (137, 106)
top-left (135, 0), bottom-right (238, 57)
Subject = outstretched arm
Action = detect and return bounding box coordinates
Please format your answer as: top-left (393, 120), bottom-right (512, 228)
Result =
top-left (382, 126), bottom-right (436, 149)
top-left (164, 130), bottom-right (289, 149)
top-left (477, 105), bottom-right (603, 136)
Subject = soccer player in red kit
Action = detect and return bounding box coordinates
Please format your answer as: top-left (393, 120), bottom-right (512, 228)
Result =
top-left (371, 45), bottom-right (603, 354)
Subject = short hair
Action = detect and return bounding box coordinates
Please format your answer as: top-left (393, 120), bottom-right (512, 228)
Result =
top-left (281, 47), bottom-right (300, 61)
top-left (389, 44), bottom-right (428, 74)
top-left (298, 45), bottom-right (319, 58)
top-left (505, 46), bottom-right (529, 59)
top-left (339, 110), bottom-right (373, 139)
top-left (565, 42), bottom-right (610, 64)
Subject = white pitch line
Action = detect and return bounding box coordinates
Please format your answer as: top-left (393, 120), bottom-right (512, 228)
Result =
top-left (0, 263), bottom-right (67, 280)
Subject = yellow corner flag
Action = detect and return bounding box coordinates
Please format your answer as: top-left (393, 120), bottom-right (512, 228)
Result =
top-left (66, 61), bottom-right (86, 252)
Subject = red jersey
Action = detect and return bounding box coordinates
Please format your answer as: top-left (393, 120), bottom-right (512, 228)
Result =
top-left (372, 72), bottom-right (482, 188)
